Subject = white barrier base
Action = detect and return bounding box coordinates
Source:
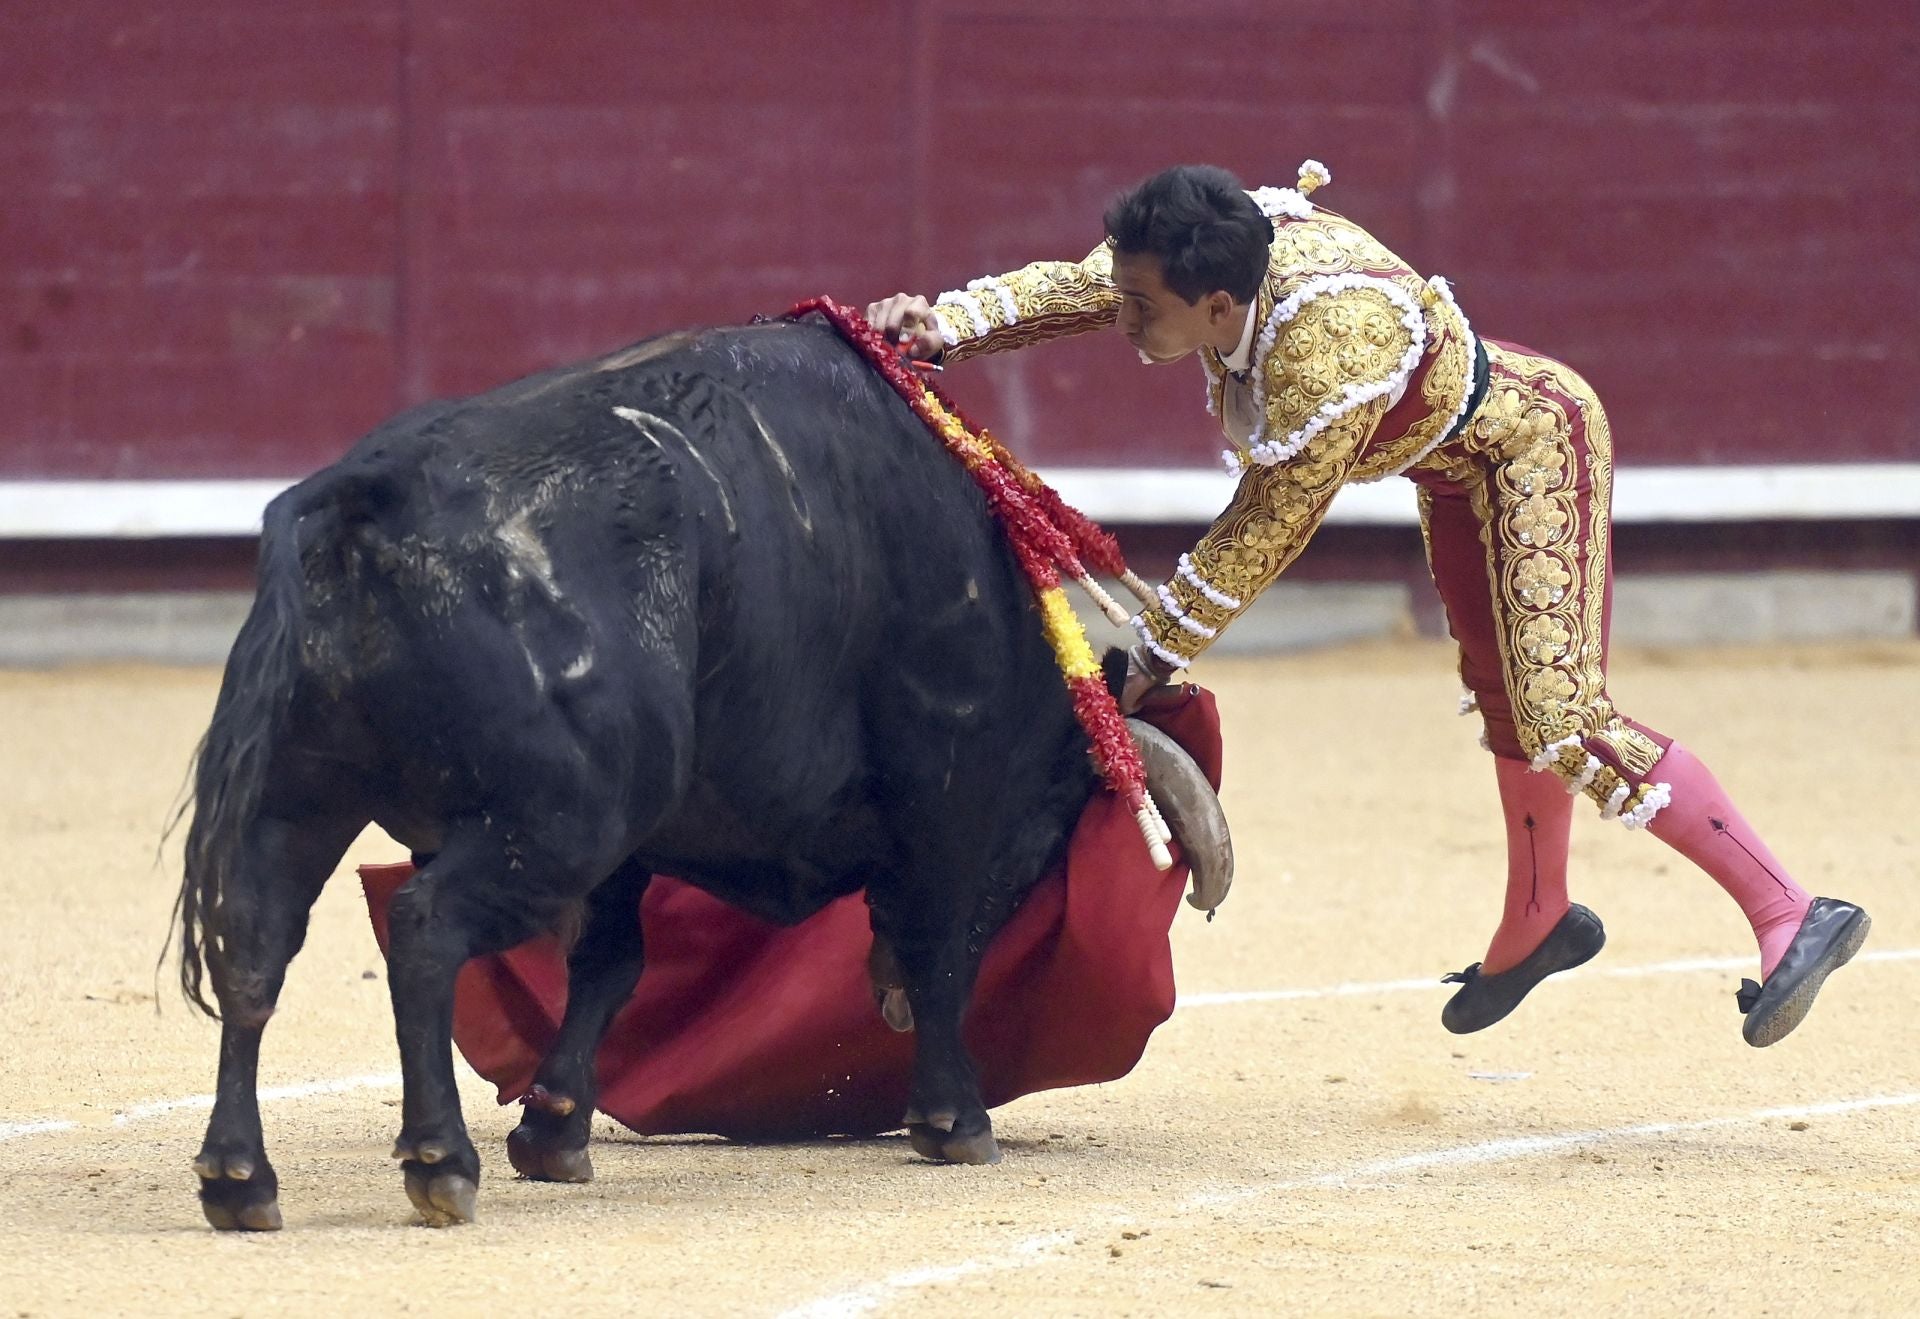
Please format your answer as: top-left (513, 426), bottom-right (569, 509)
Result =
top-left (1, 465), bottom-right (1917, 538)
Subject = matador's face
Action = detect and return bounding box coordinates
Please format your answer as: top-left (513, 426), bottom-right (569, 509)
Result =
top-left (1112, 250), bottom-right (1243, 367)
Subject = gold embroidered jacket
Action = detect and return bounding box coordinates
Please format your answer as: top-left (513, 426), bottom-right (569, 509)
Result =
top-left (931, 165), bottom-right (1479, 669)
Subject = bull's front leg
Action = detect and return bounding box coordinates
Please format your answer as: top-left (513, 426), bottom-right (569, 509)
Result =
top-left (506, 859), bottom-right (652, 1183)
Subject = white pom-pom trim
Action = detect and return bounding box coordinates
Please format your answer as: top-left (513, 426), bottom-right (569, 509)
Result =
top-left (1528, 734), bottom-right (1584, 773)
top-left (1522, 731), bottom-right (1672, 829)
top-left (966, 276), bottom-right (1019, 326)
top-left (1567, 754), bottom-right (1605, 795)
top-left (934, 289), bottom-right (988, 339)
top-left (1155, 584), bottom-right (1217, 639)
top-left (1621, 782), bottom-right (1673, 830)
top-left (1247, 186), bottom-right (1313, 220)
top-left (1599, 780), bottom-right (1633, 821)
top-left (1177, 553), bottom-right (1242, 610)
top-left (1130, 616), bottom-right (1189, 670)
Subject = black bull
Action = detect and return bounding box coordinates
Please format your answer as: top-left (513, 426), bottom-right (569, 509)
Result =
top-left (172, 316), bottom-right (1224, 1230)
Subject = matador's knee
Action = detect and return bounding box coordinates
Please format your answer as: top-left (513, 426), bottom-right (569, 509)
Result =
top-left (1523, 715), bottom-right (1675, 828)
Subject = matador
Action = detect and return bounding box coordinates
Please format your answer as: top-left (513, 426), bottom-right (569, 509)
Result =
top-left (867, 161), bottom-right (1868, 1046)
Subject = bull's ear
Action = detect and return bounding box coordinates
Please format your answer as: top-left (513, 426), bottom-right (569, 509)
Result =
top-left (1100, 646), bottom-right (1130, 701)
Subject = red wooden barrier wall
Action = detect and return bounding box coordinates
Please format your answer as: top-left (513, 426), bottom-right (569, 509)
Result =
top-left (4, 1), bottom-right (1915, 480)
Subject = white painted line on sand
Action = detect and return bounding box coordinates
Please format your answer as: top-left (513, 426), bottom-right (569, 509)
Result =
top-left (113, 1071), bottom-right (404, 1126)
top-left (779, 1091), bottom-right (1920, 1319)
top-left (1177, 945), bottom-right (1920, 1009)
top-left (1181, 1091), bottom-right (1920, 1211)
top-left (8, 948), bottom-right (1914, 1148)
top-left (0, 1072), bottom-right (402, 1145)
top-left (777, 1232), bottom-right (1078, 1319)
top-left (0, 1119), bottom-right (78, 1142)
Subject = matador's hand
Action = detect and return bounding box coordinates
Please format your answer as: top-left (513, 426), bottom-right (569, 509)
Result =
top-left (1119, 643), bottom-right (1179, 716)
top-left (864, 293), bottom-right (945, 361)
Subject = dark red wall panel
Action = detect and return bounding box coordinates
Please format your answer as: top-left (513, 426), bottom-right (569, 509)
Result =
top-left (1, 1), bottom-right (404, 477)
top-left (398, 1), bottom-right (917, 399)
top-left (2, 2), bottom-right (1915, 479)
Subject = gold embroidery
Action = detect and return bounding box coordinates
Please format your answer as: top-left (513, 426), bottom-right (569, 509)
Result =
top-left (1466, 352), bottom-right (1587, 760)
top-left (950, 209), bottom-right (1470, 664)
top-left (1509, 492), bottom-right (1569, 548)
top-left (1348, 293), bottom-right (1473, 483)
top-left (1272, 287), bottom-right (1413, 427)
top-left (938, 243), bottom-right (1120, 363)
top-left (1510, 551), bottom-right (1573, 609)
top-left (1140, 393), bottom-right (1388, 664)
top-left (1472, 383), bottom-right (1561, 460)
top-left (1517, 614), bottom-right (1573, 664)
top-left (1520, 666), bottom-right (1578, 717)
top-left (1460, 345), bottom-right (1655, 818)
top-left (1256, 214), bottom-right (1474, 483)
top-left (1590, 727), bottom-right (1664, 778)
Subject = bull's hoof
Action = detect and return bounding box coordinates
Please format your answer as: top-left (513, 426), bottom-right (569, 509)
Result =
top-left (394, 1132), bottom-right (480, 1226)
top-left (506, 1122), bottom-right (594, 1183)
top-left (907, 1116), bottom-right (1001, 1166)
top-left (194, 1148), bottom-right (283, 1231)
top-left (402, 1165), bottom-right (478, 1227)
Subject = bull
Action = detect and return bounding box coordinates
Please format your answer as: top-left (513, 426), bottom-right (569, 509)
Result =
top-left (171, 313), bottom-right (1228, 1230)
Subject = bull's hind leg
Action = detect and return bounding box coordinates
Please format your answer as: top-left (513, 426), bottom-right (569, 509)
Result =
top-left (383, 834), bottom-right (605, 1225)
top-left (506, 859), bottom-right (652, 1182)
top-left (888, 917), bottom-right (998, 1166)
top-left (195, 814), bottom-right (364, 1231)
top-left (867, 748), bottom-right (1007, 1167)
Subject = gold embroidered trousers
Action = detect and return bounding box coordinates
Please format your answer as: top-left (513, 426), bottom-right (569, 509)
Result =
top-left (1411, 342), bottom-right (1672, 824)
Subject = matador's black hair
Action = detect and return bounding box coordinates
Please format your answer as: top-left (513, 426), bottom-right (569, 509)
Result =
top-left (1104, 164), bottom-right (1272, 305)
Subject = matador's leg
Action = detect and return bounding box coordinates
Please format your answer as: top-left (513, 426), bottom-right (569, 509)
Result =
top-left (1420, 482), bottom-right (1579, 979)
top-left (1450, 344), bottom-right (1865, 1043)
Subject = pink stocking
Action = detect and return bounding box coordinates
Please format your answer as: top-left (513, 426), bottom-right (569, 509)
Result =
top-left (1481, 754), bottom-right (1575, 974)
top-left (1645, 741), bottom-right (1811, 977)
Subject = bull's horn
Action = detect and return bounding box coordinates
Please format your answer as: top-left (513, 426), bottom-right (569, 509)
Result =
top-left (1126, 718), bottom-right (1234, 913)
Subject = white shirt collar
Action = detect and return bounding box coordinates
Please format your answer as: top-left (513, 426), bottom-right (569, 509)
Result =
top-left (1220, 302), bottom-right (1259, 373)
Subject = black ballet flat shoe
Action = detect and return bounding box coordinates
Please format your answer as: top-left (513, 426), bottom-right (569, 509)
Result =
top-left (1736, 897), bottom-right (1871, 1048)
top-left (1440, 904), bottom-right (1607, 1035)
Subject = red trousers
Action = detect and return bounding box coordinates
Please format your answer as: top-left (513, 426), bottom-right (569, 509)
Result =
top-left (1414, 341), bottom-right (1672, 824)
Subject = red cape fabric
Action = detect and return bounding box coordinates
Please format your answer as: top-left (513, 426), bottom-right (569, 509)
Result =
top-left (359, 687), bottom-right (1221, 1140)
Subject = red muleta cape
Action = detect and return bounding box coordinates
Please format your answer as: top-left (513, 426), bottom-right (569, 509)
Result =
top-left (359, 686), bottom-right (1221, 1140)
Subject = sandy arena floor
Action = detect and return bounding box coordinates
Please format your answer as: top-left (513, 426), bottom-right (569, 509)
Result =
top-left (1, 640), bottom-right (1916, 1317)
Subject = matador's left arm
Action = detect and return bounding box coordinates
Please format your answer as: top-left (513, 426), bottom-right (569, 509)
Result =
top-left (1132, 284), bottom-right (1419, 669)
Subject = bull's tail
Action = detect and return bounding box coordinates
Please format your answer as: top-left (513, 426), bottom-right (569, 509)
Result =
top-left (168, 472), bottom-right (394, 1017)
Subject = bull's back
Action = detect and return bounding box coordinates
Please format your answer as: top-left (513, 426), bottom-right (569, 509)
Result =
top-left (274, 318), bottom-right (1065, 861)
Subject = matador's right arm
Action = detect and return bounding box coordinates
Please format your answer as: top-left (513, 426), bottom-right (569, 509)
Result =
top-left (930, 242), bottom-right (1121, 363)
